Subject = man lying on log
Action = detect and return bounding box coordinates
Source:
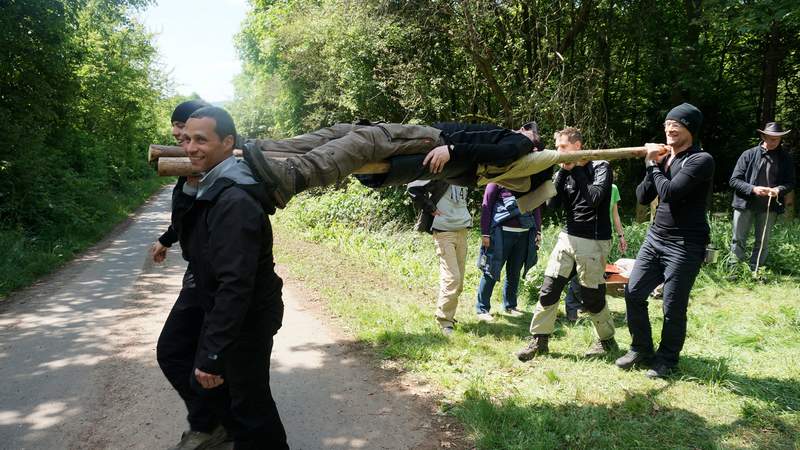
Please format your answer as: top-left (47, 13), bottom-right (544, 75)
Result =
top-left (159, 115), bottom-right (655, 210)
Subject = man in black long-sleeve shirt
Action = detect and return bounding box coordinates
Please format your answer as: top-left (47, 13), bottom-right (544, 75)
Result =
top-left (516, 127), bottom-right (618, 361)
top-left (615, 103), bottom-right (715, 379)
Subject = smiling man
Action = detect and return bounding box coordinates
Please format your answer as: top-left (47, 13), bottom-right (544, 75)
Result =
top-left (616, 103), bottom-right (715, 379)
top-left (178, 106), bottom-right (288, 449)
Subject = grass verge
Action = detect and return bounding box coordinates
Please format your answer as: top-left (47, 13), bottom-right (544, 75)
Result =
top-left (0, 177), bottom-right (164, 300)
top-left (272, 188), bottom-right (800, 449)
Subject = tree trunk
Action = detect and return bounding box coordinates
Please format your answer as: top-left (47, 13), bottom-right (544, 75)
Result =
top-left (759, 24), bottom-right (785, 125)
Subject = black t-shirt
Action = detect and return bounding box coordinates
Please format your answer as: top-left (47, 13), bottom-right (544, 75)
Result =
top-left (636, 146), bottom-right (715, 244)
top-left (550, 161), bottom-right (613, 240)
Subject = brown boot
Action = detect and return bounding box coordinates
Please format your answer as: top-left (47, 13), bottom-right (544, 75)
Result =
top-left (515, 334), bottom-right (549, 362)
top-left (584, 337), bottom-right (619, 358)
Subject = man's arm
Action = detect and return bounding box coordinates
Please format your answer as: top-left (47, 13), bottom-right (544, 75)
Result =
top-left (571, 162), bottom-right (612, 208)
top-left (547, 168), bottom-right (568, 209)
top-left (195, 190), bottom-right (265, 377)
top-left (636, 171), bottom-right (658, 205)
top-left (729, 150), bottom-right (755, 197)
top-left (648, 153), bottom-right (714, 203)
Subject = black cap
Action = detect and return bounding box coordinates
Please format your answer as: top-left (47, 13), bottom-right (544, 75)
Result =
top-left (665, 103), bottom-right (703, 140)
top-left (171, 100), bottom-right (209, 124)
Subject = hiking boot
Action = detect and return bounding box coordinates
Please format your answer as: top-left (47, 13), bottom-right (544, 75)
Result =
top-left (441, 326), bottom-right (454, 336)
top-left (504, 307), bottom-right (524, 317)
top-left (169, 425), bottom-right (227, 450)
top-left (646, 363), bottom-right (676, 379)
top-left (584, 337), bottom-right (619, 358)
top-left (615, 350), bottom-right (654, 370)
top-left (243, 142), bottom-right (296, 209)
top-left (515, 334), bottom-right (549, 362)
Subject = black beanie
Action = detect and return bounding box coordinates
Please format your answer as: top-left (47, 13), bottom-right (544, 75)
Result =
top-left (171, 100), bottom-right (209, 124)
top-left (665, 102), bottom-right (703, 140)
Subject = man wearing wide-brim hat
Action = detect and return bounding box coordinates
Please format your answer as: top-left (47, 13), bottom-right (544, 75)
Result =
top-left (729, 122), bottom-right (796, 270)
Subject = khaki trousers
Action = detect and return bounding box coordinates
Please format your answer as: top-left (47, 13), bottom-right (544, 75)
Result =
top-left (529, 232), bottom-right (614, 340)
top-left (253, 123), bottom-right (443, 190)
top-left (432, 229), bottom-right (468, 328)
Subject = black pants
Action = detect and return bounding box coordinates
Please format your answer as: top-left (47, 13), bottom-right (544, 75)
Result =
top-left (624, 233), bottom-right (704, 366)
top-left (193, 307), bottom-right (288, 450)
top-left (156, 271), bottom-right (219, 432)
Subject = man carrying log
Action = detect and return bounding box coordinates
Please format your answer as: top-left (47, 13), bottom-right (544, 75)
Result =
top-left (179, 106), bottom-right (288, 448)
top-left (615, 103), bottom-right (715, 379)
top-left (515, 127), bottom-right (619, 362)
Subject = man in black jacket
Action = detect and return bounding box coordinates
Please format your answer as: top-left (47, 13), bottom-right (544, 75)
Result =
top-left (516, 127), bottom-right (617, 362)
top-left (615, 103), bottom-right (714, 379)
top-left (150, 100), bottom-right (231, 450)
top-left (179, 106), bottom-right (287, 449)
top-left (729, 122), bottom-right (795, 270)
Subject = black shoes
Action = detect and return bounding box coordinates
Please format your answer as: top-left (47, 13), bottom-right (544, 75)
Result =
top-left (585, 337), bottom-right (619, 357)
top-left (645, 363), bottom-right (676, 379)
top-left (243, 143), bottom-right (296, 209)
top-left (614, 350), bottom-right (654, 370)
top-left (515, 334), bottom-right (549, 361)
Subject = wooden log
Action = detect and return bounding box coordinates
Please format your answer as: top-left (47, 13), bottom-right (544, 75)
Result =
top-left (156, 156), bottom-right (391, 177)
top-left (151, 145), bottom-right (653, 177)
top-left (148, 145), bottom-right (189, 162)
top-left (158, 157), bottom-right (198, 177)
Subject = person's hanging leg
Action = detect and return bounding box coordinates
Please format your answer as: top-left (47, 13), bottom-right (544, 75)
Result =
top-left (616, 233), bottom-right (665, 369)
top-left (648, 239), bottom-right (704, 378)
top-left (750, 210), bottom-right (778, 270)
top-left (249, 123), bottom-right (362, 157)
top-left (244, 124), bottom-right (442, 208)
top-left (730, 208), bottom-right (754, 266)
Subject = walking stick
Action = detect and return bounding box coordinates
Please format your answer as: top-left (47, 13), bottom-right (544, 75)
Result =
top-left (752, 194), bottom-right (773, 277)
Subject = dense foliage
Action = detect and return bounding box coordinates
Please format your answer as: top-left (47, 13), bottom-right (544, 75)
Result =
top-left (232, 0), bottom-right (800, 204)
top-left (0, 0), bottom-right (169, 295)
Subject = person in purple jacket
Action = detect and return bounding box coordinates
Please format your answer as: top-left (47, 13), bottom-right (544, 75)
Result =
top-left (474, 182), bottom-right (543, 321)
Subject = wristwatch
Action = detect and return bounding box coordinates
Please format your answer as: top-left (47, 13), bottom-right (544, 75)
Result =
top-left (646, 159), bottom-right (659, 168)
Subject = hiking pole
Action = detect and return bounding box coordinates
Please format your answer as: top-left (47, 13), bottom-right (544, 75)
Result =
top-left (752, 194), bottom-right (773, 277)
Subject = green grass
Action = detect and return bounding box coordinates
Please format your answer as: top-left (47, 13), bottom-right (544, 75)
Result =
top-left (272, 187), bottom-right (800, 449)
top-left (0, 176), bottom-right (164, 299)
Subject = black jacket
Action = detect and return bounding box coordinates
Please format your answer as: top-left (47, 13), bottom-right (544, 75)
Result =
top-left (548, 161), bottom-right (613, 240)
top-left (407, 180), bottom-right (451, 233)
top-left (729, 143), bottom-right (795, 214)
top-left (179, 177), bottom-right (283, 375)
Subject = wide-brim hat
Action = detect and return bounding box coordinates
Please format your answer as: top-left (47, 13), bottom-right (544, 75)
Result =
top-left (758, 122), bottom-right (791, 137)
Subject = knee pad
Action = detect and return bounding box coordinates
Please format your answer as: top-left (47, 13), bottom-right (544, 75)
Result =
top-left (580, 284), bottom-right (607, 314)
top-left (539, 276), bottom-right (569, 306)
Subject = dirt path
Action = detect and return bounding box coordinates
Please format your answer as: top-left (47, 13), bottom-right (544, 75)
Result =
top-left (0, 187), bottom-right (453, 450)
